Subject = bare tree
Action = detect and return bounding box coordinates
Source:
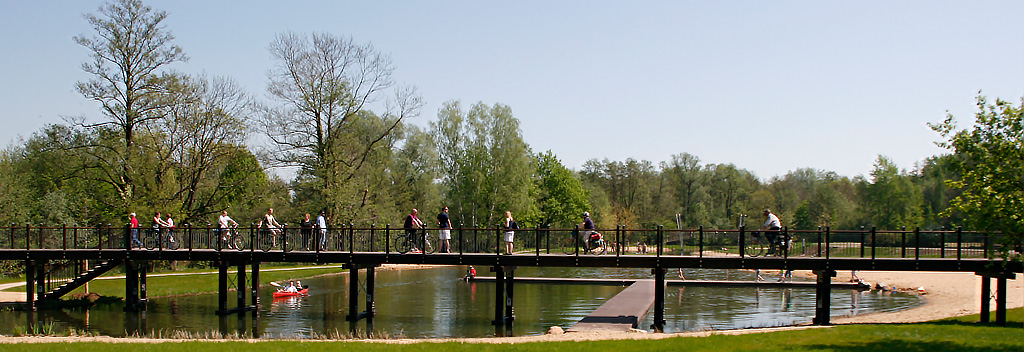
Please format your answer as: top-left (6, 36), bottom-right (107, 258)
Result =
top-left (257, 32), bottom-right (422, 214)
top-left (144, 74), bottom-right (259, 221)
top-left (72, 0), bottom-right (186, 208)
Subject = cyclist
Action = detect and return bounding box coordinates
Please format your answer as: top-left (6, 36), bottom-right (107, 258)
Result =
top-left (580, 212), bottom-right (595, 238)
top-left (404, 208), bottom-right (425, 252)
top-left (217, 210), bottom-right (239, 248)
top-left (760, 209), bottom-right (783, 255)
top-left (258, 208), bottom-right (284, 246)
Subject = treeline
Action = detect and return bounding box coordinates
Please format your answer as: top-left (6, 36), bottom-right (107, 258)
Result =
top-left (0, 0), bottom-right (973, 233)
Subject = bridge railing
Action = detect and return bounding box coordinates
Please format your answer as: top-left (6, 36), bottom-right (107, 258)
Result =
top-left (0, 223), bottom-right (1009, 260)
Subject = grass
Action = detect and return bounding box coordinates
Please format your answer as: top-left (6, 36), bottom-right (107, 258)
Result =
top-left (2, 308), bottom-right (1021, 351)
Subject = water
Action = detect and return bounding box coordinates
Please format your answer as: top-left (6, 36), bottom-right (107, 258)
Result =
top-left (0, 267), bottom-right (920, 338)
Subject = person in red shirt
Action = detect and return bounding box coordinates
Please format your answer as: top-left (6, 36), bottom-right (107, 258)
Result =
top-left (129, 212), bottom-right (141, 248)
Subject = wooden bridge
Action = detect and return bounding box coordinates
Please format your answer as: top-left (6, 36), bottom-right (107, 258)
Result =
top-left (0, 223), bottom-right (1020, 333)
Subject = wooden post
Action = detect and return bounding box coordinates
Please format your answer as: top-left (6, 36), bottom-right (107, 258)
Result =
top-left (366, 266), bottom-right (376, 318)
top-left (813, 270), bottom-right (836, 325)
top-left (251, 261), bottom-right (260, 314)
top-left (237, 262), bottom-right (246, 313)
top-left (139, 261), bottom-right (147, 311)
top-left (124, 260), bottom-right (138, 312)
top-left (24, 260), bottom-right (35, 311)
top-left (996, 276), bottom-right (1007, 326)
top-left (348, 265), bottom-right (359, 321)
top-left (652, 266), bottom-right (666, 332)
top-left (505, 267), bottom-right (515, 327)
top-left (217, 260), bottom-right (228, 315)
top-left (492, 265), bottom-right (505, 326)
top-left (979, 273), bottom-right (990, 323)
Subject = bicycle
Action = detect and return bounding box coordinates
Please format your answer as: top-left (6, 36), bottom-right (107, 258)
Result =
top-left (394, 229), bottom-right (435, 254)
top-left (561, 229), bottom-right (607, 255)
top-left (217, 226), bottom-right (247, 251)
top-left (745, 231), bottom-right (789, 258)
top-left (143, 228), bottom-right (179, 250)
top-left (258, 227), bottom-right (294, 252)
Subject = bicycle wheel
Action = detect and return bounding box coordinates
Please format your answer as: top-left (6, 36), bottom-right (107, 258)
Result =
top-left (422, 235), bottom-right (435, 254)
top-left (165, 232), bottom-right (180, 250)
top-left (232, 232), bottom-right (247, 251)
top-left (744, 239), bottom-right (764, 257)
top-left (259, 230), bottom-right (273, 252)
top-left (591, 239), bottom-right (607, 255)
top-left (394, 235), bottom-right (412, 254)
top-left (561, 237), bottom-right (577, 255)
top-left (144, 230), bottom-right (158, 250)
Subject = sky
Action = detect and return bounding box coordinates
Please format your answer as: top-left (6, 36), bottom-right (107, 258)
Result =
top-left (2, 1), bottom-right (1022, 181)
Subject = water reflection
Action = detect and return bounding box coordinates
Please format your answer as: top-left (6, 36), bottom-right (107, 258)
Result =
top-left (0, 267), bottom-right (921, 338)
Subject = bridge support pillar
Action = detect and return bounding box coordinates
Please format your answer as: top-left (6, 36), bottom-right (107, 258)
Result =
top-left (251, 261), bottom-right (260, 315)
top-left (24, 260), bottom-right (35, 310)
top-left (216, 260), bottom-right (228, 315)
top-left (996, 276), bottom-right (1007, 326)
top-left (979, 273), bottom-right (991, 323)
top-left (124, 260), bottom-right (144, 312)
top-left (977, 270), bottom-right (1014, 326)
top-left (651, 267), bottom-right (666, 332)
top-left (492, 265), bottom-right (504, 327)
top-left (812, 270), bottom-right (836, 325)
top-left (236, 261), bottom-right (246, 313)
top-left (491, 265), bottom-right (516, 335)
top-left (139, 261), bottom-right (148, 311)
top-left (345, 263), bottom-right (378, 321)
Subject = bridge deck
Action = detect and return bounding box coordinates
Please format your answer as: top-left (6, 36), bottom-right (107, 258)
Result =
top-left (2, 249), bottom-right (1018, 273)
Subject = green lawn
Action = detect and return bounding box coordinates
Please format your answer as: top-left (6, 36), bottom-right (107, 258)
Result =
top-left (2, 308), bottom-right (1021, 351)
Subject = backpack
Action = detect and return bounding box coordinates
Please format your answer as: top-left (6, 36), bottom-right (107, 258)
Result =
top-left (509, 220), bottom-right (519, 230)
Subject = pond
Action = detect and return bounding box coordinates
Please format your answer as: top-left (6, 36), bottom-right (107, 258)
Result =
top-left (0, 266), bottom-right (921, 338)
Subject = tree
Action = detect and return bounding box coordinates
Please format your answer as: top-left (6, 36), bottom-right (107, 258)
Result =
top-left (860, 155), bottom-right (923, 229)
top-left (73, 0), bottom-right (187, 211)
top-left (256, 32), bottom-right (422, 219)
top-left (432, 101), bottom-right (536, 227)
top-left (662, 153), bottom-right (707, 228)
top-left (931, 95), bottom-right (1024, 258)
top-left (535, 151), bottom-right (590, 227)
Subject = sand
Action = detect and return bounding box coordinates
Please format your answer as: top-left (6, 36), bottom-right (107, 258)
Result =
top-left (0, 268), bottom-right (1021, 343)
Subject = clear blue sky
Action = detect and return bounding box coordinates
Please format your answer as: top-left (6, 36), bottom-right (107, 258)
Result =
top-left (2, 1), bottom-right (1022, 180)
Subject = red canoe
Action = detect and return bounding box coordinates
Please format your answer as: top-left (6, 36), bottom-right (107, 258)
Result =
top-left (272, 288), bottom-right (308, 298)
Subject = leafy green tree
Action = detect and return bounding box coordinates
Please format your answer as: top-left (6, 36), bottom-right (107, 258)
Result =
top-left (662, 153), bottom-right (707, 228)
top-left (432, 101), bottom-right (536, 227)
top-left (931, 95), bottom-right (1024, 257)
top-left (534, 151), bottom-right (590, 227)
top-left (860, 155), bottom-right (924, 229)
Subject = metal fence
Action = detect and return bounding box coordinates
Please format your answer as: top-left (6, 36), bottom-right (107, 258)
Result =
top-left (0, 223), bottom-right (1009, 260)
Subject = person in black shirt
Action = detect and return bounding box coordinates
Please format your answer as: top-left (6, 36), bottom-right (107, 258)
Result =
top-left (300, 213), bottom-right (313, 250)
top-left (437, 206), bottom-right (452, 253)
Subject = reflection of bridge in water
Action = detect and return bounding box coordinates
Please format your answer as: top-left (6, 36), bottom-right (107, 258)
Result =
top-left (1, 224), bottom-right (1020, 336)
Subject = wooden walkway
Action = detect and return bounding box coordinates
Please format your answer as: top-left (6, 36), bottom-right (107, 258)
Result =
top-left (567, 279), bottom-right (657, 332)
top-left (470, 276), bottom-right (870, 289)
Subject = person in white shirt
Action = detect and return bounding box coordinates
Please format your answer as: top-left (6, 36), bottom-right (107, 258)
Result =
top-left (316, 210), bottom-right (328, 250)
top-left (217, 210), bottom-right (239, 247)
top-left (760, 209), bottom-right (783, 255)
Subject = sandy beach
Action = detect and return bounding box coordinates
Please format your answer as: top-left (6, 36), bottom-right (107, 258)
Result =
top-left (0, 267), bottom-right (1020, 343)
